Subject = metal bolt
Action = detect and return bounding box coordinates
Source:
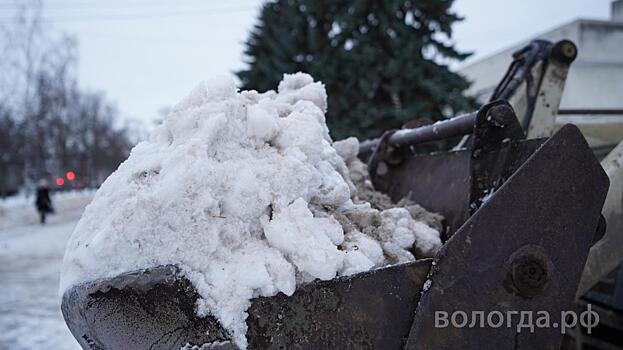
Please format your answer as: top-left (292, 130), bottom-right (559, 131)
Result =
top-left (552, 40), bottom-right (577, 63)
top-left (560, 42), bottom-right (577, 60)
top-left (511, 256), bottom-right (548, 298)
top-left (486, 105), bottom-right (511, 128)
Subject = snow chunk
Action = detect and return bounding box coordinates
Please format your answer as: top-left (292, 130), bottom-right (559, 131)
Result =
top-left (333, 137), bottom-right (360, 162)
top-left (59, 72), bottom-right (442, 349)
top-left (263, 198), bottom-right (344, 280)
top-left (246, 103), bottom-right (279, 142)
top-left (173, 75), bottom-right (237, 113)
top-left (276, 72), bottom-right (327, 113)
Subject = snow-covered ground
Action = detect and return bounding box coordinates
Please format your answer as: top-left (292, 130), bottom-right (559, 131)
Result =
top-left (0, 191), bottom-right (93, 350)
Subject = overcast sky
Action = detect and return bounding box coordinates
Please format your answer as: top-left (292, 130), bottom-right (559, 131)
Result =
top-left (26, 0), bottom-right (616, 126)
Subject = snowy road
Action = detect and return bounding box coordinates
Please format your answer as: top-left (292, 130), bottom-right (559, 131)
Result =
top-left (0, 194), bottom-right (92, 350)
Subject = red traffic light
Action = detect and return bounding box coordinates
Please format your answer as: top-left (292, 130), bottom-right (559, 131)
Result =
top-left (66, 171), bottom-right (76, 181)
top-left (56, 178), bottom-right (65, 186)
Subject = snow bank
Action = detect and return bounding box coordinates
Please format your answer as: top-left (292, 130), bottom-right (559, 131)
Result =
top-left (59, 73), bottom-right (441, 349)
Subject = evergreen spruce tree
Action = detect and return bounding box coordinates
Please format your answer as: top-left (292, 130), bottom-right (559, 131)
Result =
top-left (237, 0), bottom-right (476, 140)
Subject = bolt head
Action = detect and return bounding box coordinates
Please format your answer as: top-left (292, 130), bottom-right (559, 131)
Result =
top-left (511, 256), bottom-right (548, 298)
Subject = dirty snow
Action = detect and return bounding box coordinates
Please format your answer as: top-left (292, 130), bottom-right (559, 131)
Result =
top-left (334, 136), bottom-right (444, 233)
top-left (180, 340), bottom-right (234, 350)
top-left (60, 73), bottom-right (441, 349)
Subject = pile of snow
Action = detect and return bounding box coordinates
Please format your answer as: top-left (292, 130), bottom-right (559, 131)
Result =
top-left (334, 137), bottom-right (444, 233)
top-left (59, 73), bottom-right (441, 349)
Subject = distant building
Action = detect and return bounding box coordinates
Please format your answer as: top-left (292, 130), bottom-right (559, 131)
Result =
top-left (459, 0), bottom-right (623, 152)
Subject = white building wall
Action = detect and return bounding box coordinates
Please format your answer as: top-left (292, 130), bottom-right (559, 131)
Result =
top-left (458, 19), bottom-right (623, 110)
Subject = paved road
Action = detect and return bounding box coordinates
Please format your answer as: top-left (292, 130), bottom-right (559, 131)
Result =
top-left (0, 208), bottom-right (82, 350)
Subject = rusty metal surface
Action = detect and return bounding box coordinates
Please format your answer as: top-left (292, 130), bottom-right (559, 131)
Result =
top-left (471, 102), bottom-right (525, 151)
top-left (369, 102), bottom-right (543, 237)
top-left (62, 260), bottom-right (431, 350)
top-left (372, 149), bottom-right (471, 237)
top-left (246, 259), bottom-right (431, 349)
top-left (469, 101), bottom-right (528, 213)
top-left (405, 125), bottom-right (609, 350)
top-left (61, 265), bottom-right (230, 350)
top-left (525, 51), bottom-right (573, 139)
top-left (369, 137), bottom-right (544, 238)
top-left (469, 138), bottom-right (543, 214)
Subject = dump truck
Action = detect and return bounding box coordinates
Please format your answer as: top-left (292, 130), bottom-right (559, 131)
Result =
top-left (60, 39), bottom-right (623, 349)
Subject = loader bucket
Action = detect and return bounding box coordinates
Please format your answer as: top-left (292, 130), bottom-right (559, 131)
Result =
top-left (61, 103), bottom-right (609, 350)
top-left (62, 260), bottom-right (432, 349)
